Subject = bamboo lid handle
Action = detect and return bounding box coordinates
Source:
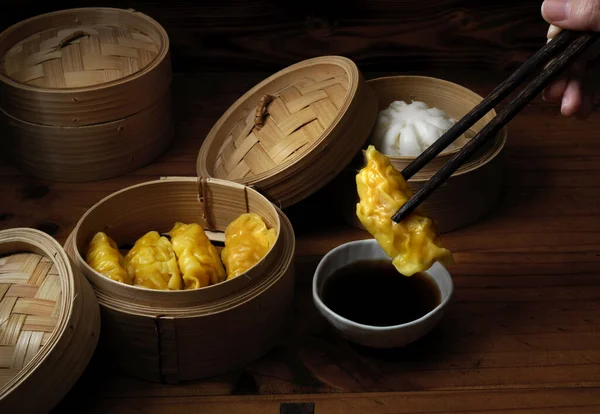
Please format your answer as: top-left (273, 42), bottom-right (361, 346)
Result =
top-left (57, 30), bottom-right (90, 50)
top-left (254, 94), bottom-right (275, 129)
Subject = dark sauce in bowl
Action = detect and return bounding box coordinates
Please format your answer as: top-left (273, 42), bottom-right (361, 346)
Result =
top-left (321, 259), bottom-right (441, 327)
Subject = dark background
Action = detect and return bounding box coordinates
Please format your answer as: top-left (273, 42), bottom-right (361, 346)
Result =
top-left (0, 0), bottom-right (548, 75)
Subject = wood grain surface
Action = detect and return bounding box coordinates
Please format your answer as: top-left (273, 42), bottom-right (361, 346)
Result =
top-left (0, 0), bottom-right (548, 73)
top-left (1, 67), bottom-right (600, 412)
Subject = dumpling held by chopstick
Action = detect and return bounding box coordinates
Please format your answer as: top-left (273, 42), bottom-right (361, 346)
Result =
top-left (356, 145), bottom-right (454, 276)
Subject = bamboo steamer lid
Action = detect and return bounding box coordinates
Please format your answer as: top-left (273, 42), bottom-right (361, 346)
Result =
top-left (0, 228), bottom-right (100, 413)
top-left (197, 55), bottom-right (378, 208)
top-left (0, 7), bottom-right (171, 126)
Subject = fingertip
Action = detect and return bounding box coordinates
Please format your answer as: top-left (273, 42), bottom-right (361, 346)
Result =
top-left (561, 94), bottom-right (581, 117)
top-left (561, 78), bottom-right (584, 117)
top-left (561, 101), bottom-right (576, 117)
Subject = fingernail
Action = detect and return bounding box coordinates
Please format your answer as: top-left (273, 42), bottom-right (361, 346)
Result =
top-left (542, 0), bottom-right (569, 22)
top-left (547, 24), bottom-right (562, 39)
top-left (561, 98), bottom-right (572, 116)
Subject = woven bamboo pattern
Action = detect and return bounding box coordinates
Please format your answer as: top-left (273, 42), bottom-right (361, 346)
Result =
top-left (0, 252), bottom-right (61, 387)
top-left (213, 73), bottom-right (350, 180)
top-left (1, 25), bottom-right (159, 88)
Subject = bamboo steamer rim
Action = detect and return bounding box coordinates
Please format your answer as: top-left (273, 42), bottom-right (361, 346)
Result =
top-left (65, 207), bottom-right (295, 318)
top-left (71, 176), bottom-right (283, 299)
top-left (196, 55), bottom-right (361, 185)
top-left (0, 7), bottom-right (169, 93)
top-left (0, 228), bottom-right (97, 401)
top-left (0, 102), bottom-right (162, 129)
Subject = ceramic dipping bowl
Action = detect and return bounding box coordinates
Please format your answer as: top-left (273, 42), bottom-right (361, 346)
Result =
top-left (312, 239), bottom-right (454, 349)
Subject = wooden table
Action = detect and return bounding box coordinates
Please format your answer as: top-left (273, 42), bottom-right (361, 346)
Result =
top-left (2, 69), bottom-right (600, 413)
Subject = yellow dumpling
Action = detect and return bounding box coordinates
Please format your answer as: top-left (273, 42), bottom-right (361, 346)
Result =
top-left (169, 222), bottom-right (226, 289)
top-left (221, 213), bottom-right (277, 280)
top-left (124, 231), bottom-right (182, 290)
top-left (85, 232), bottom-right (131, 284)
top-left (356, 145), bottom-right (453, 276)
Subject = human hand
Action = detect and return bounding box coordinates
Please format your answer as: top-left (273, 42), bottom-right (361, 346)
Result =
top-left (541, 0), bottom-right (600, 119)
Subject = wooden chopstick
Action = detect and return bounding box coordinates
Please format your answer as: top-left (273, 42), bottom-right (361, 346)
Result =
top-left (400, 29), bottom-right (578, 181)
top-left (391, 30), bottom-right (599, 224)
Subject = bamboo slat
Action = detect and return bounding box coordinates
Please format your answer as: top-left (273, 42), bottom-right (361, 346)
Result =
top-left (66, 177), bottom-right (295, 383)
top-left (197, 56), bottom-right (378, 208)
top-left (0, 228), bottom-right (100, 414)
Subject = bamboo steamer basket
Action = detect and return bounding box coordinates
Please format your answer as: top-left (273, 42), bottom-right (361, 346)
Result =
top-left (196, 55), bottom-right (378, 208)
top-left (0, 228), bottom-right (100, 414)
top-left (329, 75), bottom-right (507, 233)
top-left (64, 177), bottom-right (295, 383)
top-left (0, 7), bottom-right (173, 182)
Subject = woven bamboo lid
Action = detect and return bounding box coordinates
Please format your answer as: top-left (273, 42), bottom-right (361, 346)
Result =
top-left (1, 11), bottom-right (161, 88)
top-left (0, 8), bottom-right (171, 128)
top-left (197, 55), bottom-right (378, 208)
top-left (211, 72), bottom-right (350, 180)
top-left (0, 228), bottom-right (100, 413)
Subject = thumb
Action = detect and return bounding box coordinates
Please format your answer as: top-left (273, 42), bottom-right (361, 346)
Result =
top-left (542, 0), bottom-right (600, 31)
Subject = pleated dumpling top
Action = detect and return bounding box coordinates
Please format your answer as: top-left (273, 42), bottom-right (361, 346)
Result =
top-left (123, 231), bottom-right (183, 290)
top-left (169, 222), bottom-right (226, 289)
top-left (221, 213), bottom-right (277, 280)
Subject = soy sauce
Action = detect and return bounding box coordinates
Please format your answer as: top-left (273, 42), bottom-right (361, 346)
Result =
top-left (321, 259), bottom-right (441, 327)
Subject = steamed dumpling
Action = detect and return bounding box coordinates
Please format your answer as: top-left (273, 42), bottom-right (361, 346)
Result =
top-left (221, 213), bottom-right (277, 279)
top-left (169, 222), bottom-right (226, 289)
top-left (124, 231), bottom-right (182, 290)
top-left (85, 232), bottom-right (131, 284)
top-left (370, 100), bottom-right (464, 156)
top-left (356, 145), bottom-right (454, 276)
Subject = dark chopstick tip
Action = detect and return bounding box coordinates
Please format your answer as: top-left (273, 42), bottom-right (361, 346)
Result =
top-left (391, 205), bottom-right (410, 223)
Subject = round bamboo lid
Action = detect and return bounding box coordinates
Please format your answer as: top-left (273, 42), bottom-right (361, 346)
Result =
top-left (0, 12), bottom-right (161, 89)
top-left (0, 8), bottom-right (171, 129)
top-left (0, 228), bottom-right (100, 412)
top-left (197, 55), bottom-right (378, 208)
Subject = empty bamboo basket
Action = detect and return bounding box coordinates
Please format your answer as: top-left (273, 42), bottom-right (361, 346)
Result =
top-left (0, 228), bottom-right (100, 414)
top-left (196, 56), bottom-right (378, 208)
top-left (329, 75), bottom-right (507, 233)
top-left (0, 7), bottom-right (173, 182)
top-left (65, 177), bottom-right (295, 383)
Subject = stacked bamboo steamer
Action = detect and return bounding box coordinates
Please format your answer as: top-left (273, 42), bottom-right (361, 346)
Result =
top-left (0, 7), bottom-right (173, 182)
top-left (0, 228), bottom-right (100, 414)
